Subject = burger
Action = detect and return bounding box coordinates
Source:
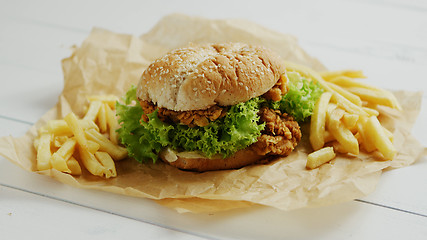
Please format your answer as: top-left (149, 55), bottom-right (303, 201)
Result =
top-left (116, 43), bottom-right (323, 172)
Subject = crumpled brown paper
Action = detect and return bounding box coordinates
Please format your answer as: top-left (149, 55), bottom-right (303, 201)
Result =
top-left (0, 14), bottom-right (425, 213)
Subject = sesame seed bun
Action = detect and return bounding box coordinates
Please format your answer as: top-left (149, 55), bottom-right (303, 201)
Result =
top-left (136, 43), bottom-right (285, 111)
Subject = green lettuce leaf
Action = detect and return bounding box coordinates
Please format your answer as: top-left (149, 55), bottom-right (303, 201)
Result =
top-left (270, 71), bottom-right (323, 122)
top-left (116, 86), bottom-right (265, 163)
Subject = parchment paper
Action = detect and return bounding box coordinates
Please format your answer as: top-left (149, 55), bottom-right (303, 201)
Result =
top-left (0, 14), bottom-right (425, 213)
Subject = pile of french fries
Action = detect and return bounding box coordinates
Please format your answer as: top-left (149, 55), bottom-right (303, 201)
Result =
top-left (284, 61), bottom-right (400, 169)
top-left (34, 95), bottom-right (128, 178)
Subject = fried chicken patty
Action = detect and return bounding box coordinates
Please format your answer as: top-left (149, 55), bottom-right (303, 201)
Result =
top-left (251, 107), bottom-right (301, 156)
top-left (140, 100), bottom-right (227, 127)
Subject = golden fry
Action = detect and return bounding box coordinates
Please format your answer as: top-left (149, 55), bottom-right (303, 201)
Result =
top-left (327, 116), bottom-right (359, 155)
top-left (94, 152), bottom-right (117, 178)
top-left (36, 133), bottom-right (52, 171)
top-left (83, 100), bottom-right (102, 122)
top-left (330, 92), bottom-right (368, 116)
top-left (357, 117), bottom-right (376, 153)
top-left (78, 145), bottom-right (106, 177)
top-left (64, 112), bottom-right (88, 149)
top-left (310, 92), bottom-right (332, 150)
top-left (50, 138), bottom-right (76, 173)
top-left (326, 82), bottom-right (362, 107)
top-left (105, 103), bottom-right (119, 145)
top-left (320, 70), bottom-right (366, 80)
top-left (323, 131), bottom-right (335, 143)
top-left (362, 107), bottom-right (379, 117)
top-left (87, 140), bottom-right (100, 153)
top-left (67, 157), bottom-right (82, 175)
top-left (342, 113), bottom-right (359, 132)
top-left (364, 116), bottom-right (396, 160)
top-left (97, 103), bottom-right (107, 133)
top-left (382, 126), bottom-right (394, 142)
top-left (326, 105), bottom-right (345, 127)
top-left (306, 147), bottom-right (336, 169)
top-left (53, 135), bottom-right (69, 148)
top-left (329, 76), bottom-right (376, 89)
top-left (85, 128), bottom-right (128, 160)
top-left (346, 87), bottom-right (395, 109)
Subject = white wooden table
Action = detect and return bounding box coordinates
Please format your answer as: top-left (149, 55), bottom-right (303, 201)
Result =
top-left (1, 0), bottom-right (426, 239)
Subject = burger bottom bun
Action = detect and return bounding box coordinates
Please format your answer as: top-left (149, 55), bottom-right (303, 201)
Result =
top-left (159, 147), bottom-right (270, 172)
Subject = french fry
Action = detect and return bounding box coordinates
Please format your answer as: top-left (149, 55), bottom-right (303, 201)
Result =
top-left (94, 152), bottom-right (117, 178)
top-left (97, 103), bottom-right (107, 133)
top-left (306, 147), bottom-right (336, 169)
top-left (323, 131), bottom-right (335, 143)
top-left (320, 70), bottom-right (366, 80)
top-left (326, 106), bottom-right (359, 156)
top-left (383, 126), bottom-right (394, 142)
top-left (50, 138), bottom-right (76, 173)
top-left (357, 117), bottom-right (377, 153)
top-left (346, 87), bottom-right (395, 109)
top-left (78, 145), bottom-right (106, 177)
top-left (342, 113), bottom-right (359, 132)
top-left (330, 141), bottom-right (351, 154)
top-left (83, 100), bottom-right (102, 122)
top-left (87, 95), bottom-right (119, 109)
top-left (328, 76), bottom-right (377, 89)
top-left (36, 133), bottom-right (52, 171)
top-left (37, 125), bottom-right (49, 135)
top-left (87, 140), bottom-right (100, 153)
top-left (85, 128), bottom-right (128, 160)
top-left (354, 132), bottom-right (362, 143)
top-left (364, 116), bottom-right (396, 160)
top-left (310, 92), bottom-right (332, 150)
top-left (381, 90), bottom-right (402, 110)
top-left (330, 92), bottom-right (368, 116)
top-left (326, 82), bottom-right (362, 107)
top-left (64, 112), bottom-right (89, 149)
top-left (67, 157), bottom-right (82, 175)
top-left (328, 122), bottom-right (359, 155)
top-left (362, 106), bottom-right (379, 116)
top-left (52, 135), bottom-right (69, 148)
top-left (326, 106), bottom-right (345, 127)
top-left (105, 103), bottom-right (119, 145)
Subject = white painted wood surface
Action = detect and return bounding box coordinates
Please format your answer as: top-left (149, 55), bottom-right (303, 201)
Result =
top-left (1, 0), bottom-right (426, 239)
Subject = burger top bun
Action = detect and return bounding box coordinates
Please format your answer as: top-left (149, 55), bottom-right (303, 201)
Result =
top-left (137, 43), bottom-right (285, 111)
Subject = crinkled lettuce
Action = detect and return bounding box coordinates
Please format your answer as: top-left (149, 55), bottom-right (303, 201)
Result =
top-left (116, 86), bottom-right (265, 163)
top-left (270, 72), bottom-right (323, 122)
